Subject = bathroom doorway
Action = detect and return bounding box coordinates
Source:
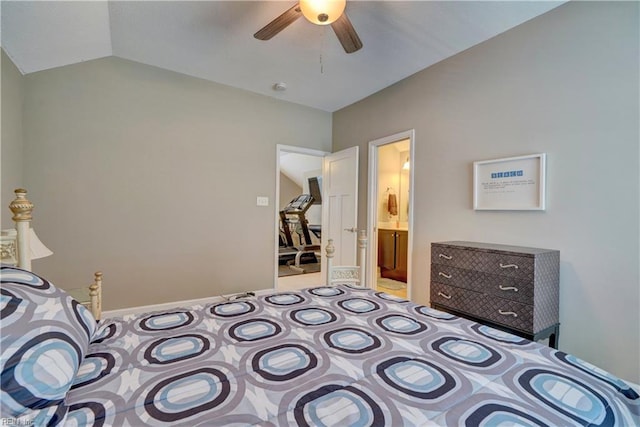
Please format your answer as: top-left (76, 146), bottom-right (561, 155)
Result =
top-left (367, 130), bottom-right (415, 300)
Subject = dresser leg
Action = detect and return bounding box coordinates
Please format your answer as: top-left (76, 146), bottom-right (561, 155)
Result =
top-left (549, 325), bottom-right (560, 349)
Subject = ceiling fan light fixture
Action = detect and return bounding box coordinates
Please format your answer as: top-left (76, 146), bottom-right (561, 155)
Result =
top-left (299, 0), bottom-right (346, 25)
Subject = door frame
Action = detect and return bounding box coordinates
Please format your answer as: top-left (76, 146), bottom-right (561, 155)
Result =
top-left (367, 130), bottom-right (415, 299)
top-left (274, 145), bottom-right (329, 288)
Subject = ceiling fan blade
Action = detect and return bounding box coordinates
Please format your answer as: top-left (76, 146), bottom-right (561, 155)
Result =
top-left (331, 13), bottom-right (362, 54)
top-left (254, 3), bottom-right (302, 40)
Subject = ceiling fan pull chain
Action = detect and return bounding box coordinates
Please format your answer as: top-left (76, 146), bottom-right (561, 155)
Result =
top-left (319, 29), bottom-right (325, 74)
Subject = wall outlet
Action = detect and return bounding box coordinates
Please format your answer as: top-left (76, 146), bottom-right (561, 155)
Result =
top-left (256, 196), bottom-right (269, 206)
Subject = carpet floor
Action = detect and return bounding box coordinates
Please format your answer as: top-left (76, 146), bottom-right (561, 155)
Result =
top-left (377, 277), bottom-right (407, 290)
top-left (278, 263), bottom-right (321, 277)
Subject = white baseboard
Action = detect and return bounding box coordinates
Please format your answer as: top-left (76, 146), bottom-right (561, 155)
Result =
top-left (101, 288), bottom-right (275, 319)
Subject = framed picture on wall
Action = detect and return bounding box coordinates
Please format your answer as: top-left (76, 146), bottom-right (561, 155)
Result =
top-left (473, 153), bottom-right (546, 210)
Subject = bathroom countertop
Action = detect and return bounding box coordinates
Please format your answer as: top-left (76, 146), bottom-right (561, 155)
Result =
top-left (378, 222), bottom-right (408, 231)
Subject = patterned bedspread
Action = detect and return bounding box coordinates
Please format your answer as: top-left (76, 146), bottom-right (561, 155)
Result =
top-left (64, 285), bottom-right (639, 426)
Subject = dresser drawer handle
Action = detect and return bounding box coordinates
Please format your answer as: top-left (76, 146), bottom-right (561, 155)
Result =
top-left (437, 292), bottom-right (452, 300)
top-left (498, 310), bottom-right (518, 317)
top-left (438, 272), bottom-right (452, 279)
top-left (499, 263), bottom-right (519, 270)
top-left (439, 253), bottom-right (453, 260)
top-left (499, 285), bottom-right (519, 292)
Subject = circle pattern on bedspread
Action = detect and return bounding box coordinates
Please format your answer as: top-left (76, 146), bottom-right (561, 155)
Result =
top-left (431, 337), bottom-right (501, 367)
top-left (264, 293), bottom-right (305, 305)
top-left (0, 288), bottom-right (27, 326)
top-left (337, 298), bottom-right (380, 314)
top-left (252, 344), bottom-right (318, 381)
top-left (91, 323), bottom-right (118, 344)
top-left (65, 392), bottom-right (127, 427)
top-left (71, 299), bottom-right (96, 341)
top-left (2, 332), bottom-right (81, 409)
top-left (307, 287), bottom-right (345, 297)
top-left (374, 291), bottom-right (408, 303)
top-left (555, 352), bottom-right (640, 399)
top-left (290, 308), bottom-right (337, 326)
top-left (71, 352), bottom-right (116, 389)
top-left (414, 305), bottom-right (456, 320)
top-left (229, 319), bottom-right (282, 342)
top-left (144, 367), bottom-right (231, 422)
top-left (67, 401), bottom-right (107, 427)
top-left (139, 311), bottom-right (195, 331)
top-left (210, 301), bottom-right (256, 317)
top-left (293, 384), bottom-right (385, 427)
top-left (462, 402), bottom-right (550, 427)
top-left (377, 356), bottom-right (456, 399)
top-left (1, 267), bottom-right (51, 289)
top-left (518, 368), bottom-right (614, 426)
top-left (375, 314), bottom-right (427, 335)
top-left (144, 334), bottom-right (210, 365)
top-left (324, 328), bottom-right (381, 354)
top-left (470, 323), bottom-right (529, 345)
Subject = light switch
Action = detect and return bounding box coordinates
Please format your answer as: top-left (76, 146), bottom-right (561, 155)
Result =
top-left (256, 196), bottom-right (269, 206)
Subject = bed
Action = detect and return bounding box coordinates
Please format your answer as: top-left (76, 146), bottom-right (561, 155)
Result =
top-left (1, 191), bottom-right (639, 426)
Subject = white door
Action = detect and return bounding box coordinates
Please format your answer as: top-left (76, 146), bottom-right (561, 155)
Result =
top-left (321, 146), bottom-right (359, 278)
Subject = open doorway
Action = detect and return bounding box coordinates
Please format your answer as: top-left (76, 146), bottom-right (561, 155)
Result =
top-left (275, 145), bottom-right (327, 291)
top-left (367, 130), bottom-right (415, 300)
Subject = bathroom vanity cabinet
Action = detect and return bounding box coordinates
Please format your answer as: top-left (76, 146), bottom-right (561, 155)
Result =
top-left (378, 228), bottom-right (408, 283)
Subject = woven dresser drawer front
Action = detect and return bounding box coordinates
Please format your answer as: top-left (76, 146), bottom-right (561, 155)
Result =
top-left (431, 282), bottom-right (534, 333)
top-left (430, 282), bottom-right (479, 315)
top-left (430, 265), bottom-right (533, 304)
top-left (431, 245), bottom-right (534, 281)
top-left (468, 295), bottom-right (534, 332)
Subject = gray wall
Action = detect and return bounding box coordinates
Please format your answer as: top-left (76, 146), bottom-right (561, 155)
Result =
top-left (279, 173), bottom-right (301, 209)
top-left (333, 2), bottom-right (639, 382)
top-left (1, 49), bottom-right (24, 228)
top-left (21, 57), bottom-right (331, 310)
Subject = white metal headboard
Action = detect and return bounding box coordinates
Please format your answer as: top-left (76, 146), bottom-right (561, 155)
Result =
top-left (3, 189), bottom-right (103, 320)
top-left (325, 230), bottom-right (367, 286)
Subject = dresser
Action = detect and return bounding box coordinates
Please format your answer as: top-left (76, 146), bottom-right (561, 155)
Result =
top-left (430, 241), bottom-right (560, 348)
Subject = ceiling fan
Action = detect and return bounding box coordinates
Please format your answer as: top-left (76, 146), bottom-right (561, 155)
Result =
top-left (254, 0), bottom-right (363, 54)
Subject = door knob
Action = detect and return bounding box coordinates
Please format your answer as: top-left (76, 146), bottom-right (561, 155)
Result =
top-left (344, 228), bottom-right (357, 233)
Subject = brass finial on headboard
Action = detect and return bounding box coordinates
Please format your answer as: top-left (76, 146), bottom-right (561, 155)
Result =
top-left (9, 189), bottom-right (34, 270)
top-left (9, 189), bottom-right (34, 222)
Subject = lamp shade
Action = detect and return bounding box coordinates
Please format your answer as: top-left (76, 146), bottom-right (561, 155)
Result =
top-left (299, 0), bottom-right (346, 25)
top-left (29, 228), bottom-right (53, 260)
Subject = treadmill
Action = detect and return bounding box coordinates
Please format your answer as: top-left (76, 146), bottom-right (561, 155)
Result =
top-left (278, 194), bottom-right (320, 269)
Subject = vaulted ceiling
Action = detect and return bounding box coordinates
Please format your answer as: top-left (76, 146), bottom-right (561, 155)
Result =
top-left (1, 1), bottom-right (564, 112)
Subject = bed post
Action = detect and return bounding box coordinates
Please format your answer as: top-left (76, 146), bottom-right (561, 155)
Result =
top-left (325, 238), bottom-right (335, 285)
top-left (90, 272), bottom-right (103, 320)
top-left (358, 230), bottom-right (367, 287)
top-left (9, 189), bottom-right (34, 270)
